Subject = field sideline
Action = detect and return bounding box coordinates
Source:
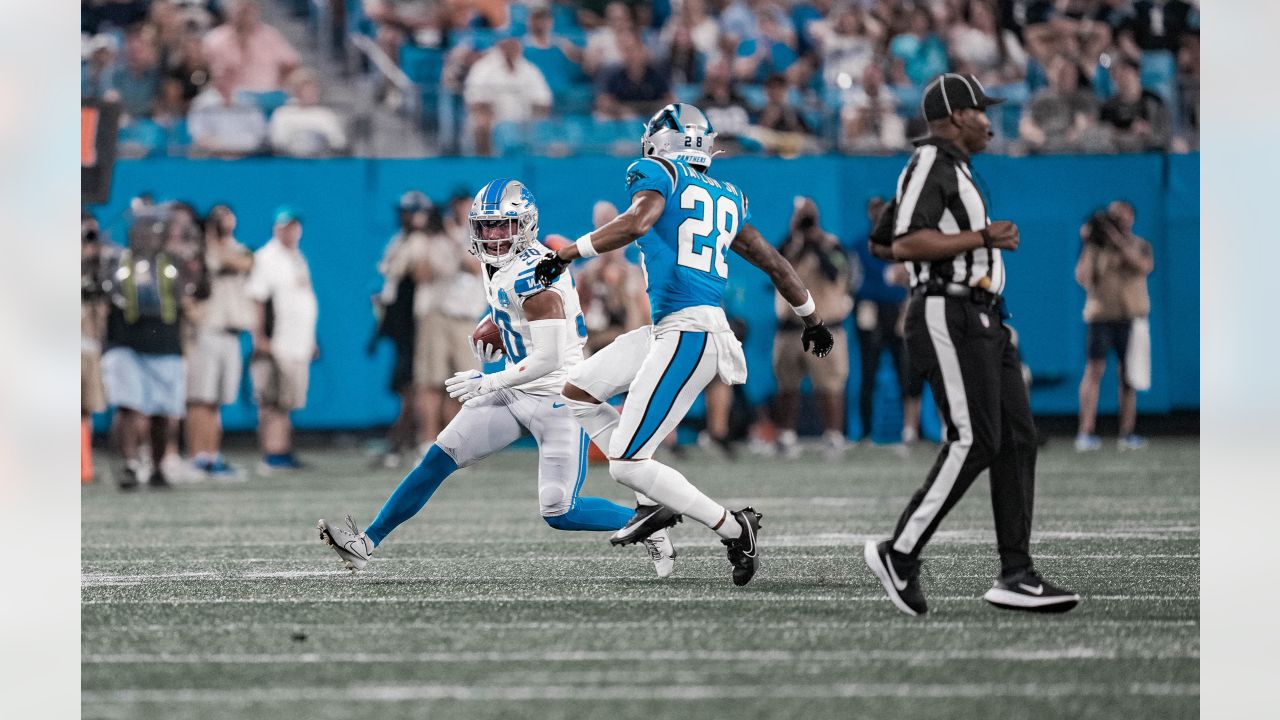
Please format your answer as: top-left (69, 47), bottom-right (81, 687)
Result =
top-left (82, 438), bottom-right (1199, 720)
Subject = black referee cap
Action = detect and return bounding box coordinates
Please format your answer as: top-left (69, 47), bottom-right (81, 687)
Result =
top-left (921, 73), bottom-right (1004, 122)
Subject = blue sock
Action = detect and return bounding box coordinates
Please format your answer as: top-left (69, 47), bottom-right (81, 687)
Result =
top-left (543, 496), bottom-right (633, 531)
top-left (364, 445), bottom-right (458, 546)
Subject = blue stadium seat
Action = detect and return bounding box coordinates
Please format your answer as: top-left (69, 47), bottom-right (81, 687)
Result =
top-left (1140, 50), bottom-right (1178, 109)
top-left (237, 90), bottom-right (289, 117)
top-left (738, 83), bottom-right (766, 112)
top-left (675, 82), bottom-right (703, 104)
top-left (558, 83), bottom-right (596, 115)
top-left (346, 0), bottom-right (375, 36)
top-left (492, 121), bottom-right (529, 156)
top-left (399, 44), bottom-right (444, 85)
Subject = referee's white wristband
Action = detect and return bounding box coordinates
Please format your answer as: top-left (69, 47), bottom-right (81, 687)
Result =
top-left (790, 292), bottom-right (816, 317)
top-left (574, 233), bottom-right (599, 259)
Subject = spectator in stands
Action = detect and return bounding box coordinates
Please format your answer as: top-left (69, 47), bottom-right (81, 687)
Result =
top-left (463, 34), bottom-right (553, 156)
top-left (664, 25), bottom-right (704, 85)
top-left (890, 5), bottom-right (949, 86)
top-left (82, 34), bottom-right (120, 100)
top-left (1075, 200), bottom-right (1154, 452)
top-left (364, 0), bottom-right (440, 62)
top-left (595, 32), bottom-right (673, 120)
top-left (203, 0), bottom-right (300, 94)
top-left (524, 5), bottom-right (585, 95)
top-left (112, 26), bottom-right (162, 118)
top-left (1119, 0), bottom-right (1199, 55)
top-left (756, 73), bottom-right (812, 155)
top-left (148, 0), bottom-right (189, 64)
top-left (247, 207), bottom-right (318, 473)
top-left (572, 200), bottom-right (651, 354)
top-left (772, 197), bottom-right (853, 459)
top-left (1100, 57), bottom-right (1170, 152)
top-left (184, 204), bottom-right (254, 480)
top-left (584, 1), bottom-right (636, 75)
top-left (839, 61), bottom-right (907, 153)
top-left (1019, 53), bottom-right (1103, 153)
top-left (269, 67), bottom-right (348, 157)
top-left (188, 65), bottom-right (268, 157)
top-left (659, 0), bottom-right (719, 57)
top-left (698, 61), bottom-right (753, 151)
top-left (948, 0), bottom-right (1028, 85)
top-left (735, 10), bottom-right (799, 82)
top-left (101, 205), bottom-right (197, 489)
top-left (167, 30), bottom-right (212, 102)
top-left (811, 2), bottom-right (877, 90)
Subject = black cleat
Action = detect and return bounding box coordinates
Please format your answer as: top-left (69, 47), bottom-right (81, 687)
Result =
top-left (722, 507), bottom-right (762, 586)
top-left (117, 464), bottom-right (140, 491)
top-left (983, 568), bottom-right (1079, 613)
top-left (148, 467), bottom-right (171, 489)
top-left (864, 540), bottom-right (928, 616)
top-left (609, 504), bottom-right (682, 546)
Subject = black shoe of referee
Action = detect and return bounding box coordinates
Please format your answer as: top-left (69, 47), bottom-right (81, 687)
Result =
top-left (722, 507), bottom-right (762, 586)
top-left (864, 540), bottom-right (928, 616)
top-left (609, 504), bottom-right (682, 546)
top-left (983, 568), bottom-right (1079, 613)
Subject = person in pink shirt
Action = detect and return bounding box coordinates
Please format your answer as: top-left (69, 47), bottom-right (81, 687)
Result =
top-left (202, 0), bottom-right (299, 93)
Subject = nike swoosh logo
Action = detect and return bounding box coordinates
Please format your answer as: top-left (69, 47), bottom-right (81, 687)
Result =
top-left (740, 515), bottom-right (756, 558)
top-left (1018, 583), bottom-right (1044, 595)
top-left (886, 556), bottom-right (908, 592)
top-left (551, 402), bottom-right (565, 408)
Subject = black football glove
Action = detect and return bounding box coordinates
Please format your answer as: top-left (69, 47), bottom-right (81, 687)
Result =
top-left (534, 252), bottom-right (571, 287)
top-left (802, 322), bottom-right (834, 358)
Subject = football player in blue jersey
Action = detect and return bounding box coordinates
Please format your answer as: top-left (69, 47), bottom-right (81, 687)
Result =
top-left (318, 179), bottom-right (676, 578)
top-left (534, 103), bottom-right (835, 586)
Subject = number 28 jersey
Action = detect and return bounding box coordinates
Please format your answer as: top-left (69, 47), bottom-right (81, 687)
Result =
top-left (482, 240), bottom-right (588, 395)
top-left (624, 156), bottom-right (751, 322)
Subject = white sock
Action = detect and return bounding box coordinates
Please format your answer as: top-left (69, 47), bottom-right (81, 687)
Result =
top-left (565, 396), bottom-right (655, 507)
top-left (609, 459), bottom-right (739, 538)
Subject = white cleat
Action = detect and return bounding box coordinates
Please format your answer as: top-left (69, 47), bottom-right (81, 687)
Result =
top-left (318, 515), bottom-right (374, 571)
top-left (642, 528), bottom-right (676, 578)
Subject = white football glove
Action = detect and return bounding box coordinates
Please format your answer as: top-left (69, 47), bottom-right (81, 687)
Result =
top-left (472, 338), bottom-right (504, 365)
top-left (445, 370), bottom-right (496, 403)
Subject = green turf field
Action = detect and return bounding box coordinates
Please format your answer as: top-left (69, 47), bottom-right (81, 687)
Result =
top-left (82, 438), bottom-right (1199, 720)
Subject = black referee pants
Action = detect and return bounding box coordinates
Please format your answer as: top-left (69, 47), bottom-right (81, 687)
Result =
top-left (890, 295), bottom-right (1037, 578)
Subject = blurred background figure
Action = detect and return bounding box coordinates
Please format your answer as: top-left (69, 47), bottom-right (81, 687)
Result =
top-left (182, 204), bottom-right (253, 480)
top-left (188, 65), bottom-right (268, 157)
top-left (202, 0), bottom-right (298, 95)
top-left (370, 191), bottom-right (431, 468)
top-left (572, 200), bottom-right (650, 354)
top-left (410, 195), bottom-right (481, 452)
top-left (595, 31), bottom-right (674, 120)
top-left (1075, 200), bottom-right (1154, 452)
top-left (81, 212), bottom-right (111, 484)
top-left (268, 67), bottom-right (348, 157)
top-left (248, 207), bottom-right (318, 473)
top-left (772, 197), bottom-right (853, 459)
top-left (100, 203), bottom-right (200, 490)
top-left (1101, 57), bottom-right (1170, 152)
top-left (850, 196), bottom-right (911, 445)
top-left (463, 33), bottom-right (552, 156)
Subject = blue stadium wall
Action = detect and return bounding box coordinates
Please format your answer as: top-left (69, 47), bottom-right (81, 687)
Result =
top-left (91, 153), bottom-right (1199, 436)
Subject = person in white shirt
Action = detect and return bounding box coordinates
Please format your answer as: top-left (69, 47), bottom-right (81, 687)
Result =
top-left (462, 35), bottom-right (552, 156)
top-left (188, 66), bottom-right (268, 157)
top-left (269, 67), bottom-right (348, 158)
top-left (246, 207), bottom-right (318, 472)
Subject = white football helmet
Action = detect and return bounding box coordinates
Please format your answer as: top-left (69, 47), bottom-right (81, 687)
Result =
top-left (641, 103), bottom-right (717, 170)
top-left (468, 178), bottom-right (539, 267)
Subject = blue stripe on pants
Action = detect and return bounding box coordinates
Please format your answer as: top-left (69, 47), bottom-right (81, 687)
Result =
top-left (620, 331), bottom-right (708, 459)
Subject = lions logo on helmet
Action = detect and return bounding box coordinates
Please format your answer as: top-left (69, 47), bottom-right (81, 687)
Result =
top-left (641, 103), bottom-right (718, 171)
top-left (468, 178), bottom-right (539, 267)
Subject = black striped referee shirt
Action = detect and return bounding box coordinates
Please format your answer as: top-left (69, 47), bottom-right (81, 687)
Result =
top-left (875, 136), bottom-right (1006, 295)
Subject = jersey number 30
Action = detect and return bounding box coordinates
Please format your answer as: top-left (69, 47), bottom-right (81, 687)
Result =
top-left (677, 185), bottom-right (737, 279)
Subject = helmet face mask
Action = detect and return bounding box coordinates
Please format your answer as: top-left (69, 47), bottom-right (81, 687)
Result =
top-left (468, 179), bottom-right (538, 267)
top-left (641, 103), bottom-right (717, 170)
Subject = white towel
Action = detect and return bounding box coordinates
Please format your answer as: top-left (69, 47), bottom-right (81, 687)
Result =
top-left (655, 306), bottom-right (749, 386)
top-left (1125, 316), bottom-right (1151, 391)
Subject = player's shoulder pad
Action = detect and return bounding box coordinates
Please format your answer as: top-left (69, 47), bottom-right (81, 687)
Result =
top-left (510, 246), bottom-right (550, 299)
top-left (625, 156), bottom-right (677, 197)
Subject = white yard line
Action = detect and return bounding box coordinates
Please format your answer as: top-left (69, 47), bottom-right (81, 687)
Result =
top-left (83, 647), bottom-right (1200, 665)
top-left (81, 682), bottom-right (1199, 704)
top-left (81, 593), bottom-right (1197, 605)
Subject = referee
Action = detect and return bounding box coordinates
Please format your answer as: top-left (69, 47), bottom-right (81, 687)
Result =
top-left (862, 73), bottom-right (1079, 616)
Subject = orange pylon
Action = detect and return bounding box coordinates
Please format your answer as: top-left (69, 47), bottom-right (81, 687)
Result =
top-left (81, 417), bottom-right (94, 484)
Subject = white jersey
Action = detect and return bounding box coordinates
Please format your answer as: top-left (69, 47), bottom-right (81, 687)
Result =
top-left (481, 240), bottom-right (586, 395)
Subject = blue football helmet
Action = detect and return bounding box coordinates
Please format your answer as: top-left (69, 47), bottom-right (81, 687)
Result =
top-left (641, 103), bottom-right (718, 170)
top-left (468, 178), bottom-right (539, 267)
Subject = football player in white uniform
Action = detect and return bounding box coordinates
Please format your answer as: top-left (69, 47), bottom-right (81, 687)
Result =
top-left (319, 179), bottom-right (675, 577)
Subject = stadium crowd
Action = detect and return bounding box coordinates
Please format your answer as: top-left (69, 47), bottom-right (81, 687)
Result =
top-left (82, 0), bottom-right (1199, 157)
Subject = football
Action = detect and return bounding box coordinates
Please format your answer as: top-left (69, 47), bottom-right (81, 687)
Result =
top-left (472, 317), bottom-right (504, 356)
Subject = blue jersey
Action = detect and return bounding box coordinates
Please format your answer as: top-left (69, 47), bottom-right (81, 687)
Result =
top-left (624, 156), bottom-right (751, 322)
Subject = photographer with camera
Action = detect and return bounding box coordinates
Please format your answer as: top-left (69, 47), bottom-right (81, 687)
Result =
top-left (81, 212), bottom-right (110, 483)
top-left (771, 197), bottom-right (854, 459)
top-left (1074, 200), bottom-right (1154, 452)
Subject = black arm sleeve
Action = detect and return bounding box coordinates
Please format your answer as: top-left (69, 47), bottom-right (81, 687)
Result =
top-left (869, 199), bottom-right (897, 249)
